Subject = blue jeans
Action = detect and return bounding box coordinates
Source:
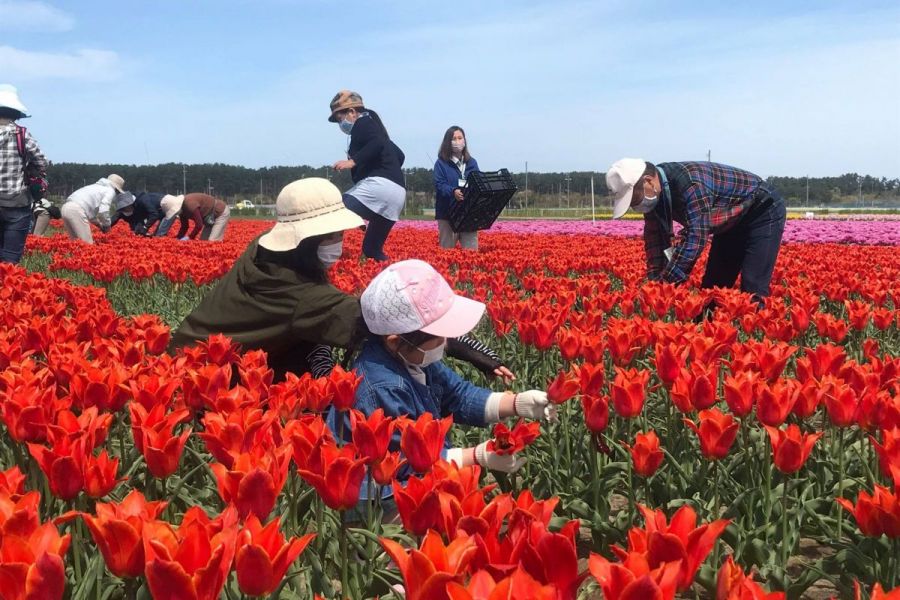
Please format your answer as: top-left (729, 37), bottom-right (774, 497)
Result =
top-left (342, 194), bottom-right (394, 261)
top-left (701, 193), bottom-right (786, 300)
top-left (0, 205), bottom-right (32, 264)
top-left (155, 216), bottom-right (177, 237)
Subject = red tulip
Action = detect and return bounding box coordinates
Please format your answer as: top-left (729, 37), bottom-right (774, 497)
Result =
top-left (235, 516), bottom-right (315, 596)
top-left (822, 376), bottom-right (859, 428)
top-left (28, 436), bottom-right (84, 501)
top-left (392, 475), bottom-right (444, 536)
top-left (655, 342), bottom-right (687, 389)
top-left (371, 452), bottom-right (403, 486)
top-left (297, 439), bottom-right (366, 511)
top-left (141, 421), bottom-right (192, 480)
top-left (622, 431), bottom-right (664, 477)
top-left (850, 581), bottom-right (900, 600)
top-left (684, 409), bottom-right (740, 461)
top-left (764, 425), bottom-right (823, 474)
top-left (716, 555), bottom-right (786, 600)
top-left (547, 370), bottom-right (580, 404)
top-left (446, 567), bottom-right (559, 600)
top-left (326, 365), bottom-right (363, 412)
top-left (400, 413), bottom-right (453, 473)
top-left (82, 490), bottom-right (167, 579)
top-left (350, 408), bottom-right (396, 464)
top-left (723, 371), bottom-right (759, 418)
top-left (143, 506), bottom-right (238, 600)
top-left (0, 467), bottom-right (25, 498)
top-left (0, 522), bottom-right (70, 600)
top-left (589, 553), bottom-right (680, 600)
top-left (210, 446), bottom-right (291, 521)
top-left (870, 427), bottom-right (900, 488)
top-left (286, 414), bottom-right (335, 469)
top-left (488, 419), bottom-right (540, 455)
top-left (756, 380), bottom-right (798, 427)
top-left (575, 362), bottom-right (606, 396)
top-left (836, 485), bottom-right (900, 538)
top-left (380, 530), bottom-right (478, 600)
top-left (581, 394), bottom-right (610, 433)
top-left (611, 368), bottom-right (651, 419)
top-left (0, 491), bottom-right (41, 538)
top-left (82, 450), bottom-right (124, 498)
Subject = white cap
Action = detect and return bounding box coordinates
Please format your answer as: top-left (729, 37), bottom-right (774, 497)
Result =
top-left (361, 259), bottom-right (486, 337)
top-left (606, 158), bottom-right (648, 219)
top-left (0, 84), bottom-right (29, 116)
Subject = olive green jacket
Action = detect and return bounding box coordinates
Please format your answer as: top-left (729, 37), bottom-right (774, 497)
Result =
top-left (169, 240), bottom-right (364, 380)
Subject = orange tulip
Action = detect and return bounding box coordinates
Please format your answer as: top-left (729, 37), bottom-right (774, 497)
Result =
top-left (371, 451), bottom-right (403, 486)
top-left (210, 446), bottom-right (291, 521)
top-left (296, 439), bottom-right (366, 511)
top-left (326, 365), bottom-right (363, 412)
top-left (611, 368), bottom-right (651, 419)
top-left (488, 419), bottom-right (540, 455)
top-left (764, 425), bottom-right (823, 474)
top-left (350, 408), bottom-right (396, 464)
top-left (235, 516), bottom-right (315, 596)
top-left (684, 409), bottom-right (740, 461)
top-left (446, 567), bottom-right (559, 600)
top-left (0, 522), bottom-right (70, 600)
top-left (716, 555), bottom-right (785, 600)
top-left (756, 380), bottom-right (798, 427)
top-left (82, 450), bottom-right (124, 498)
top-left (589, 553), bottom-right (680, 600)
top-left (622, 431), bottom-right (664, 477)
top-left (836, 485), bottom-right (900, 538)
top-left (400, 413), bottom-right (453, 473)
top-left (380, 530), bottom-right (478, 600)
top-left (547, 370), bottom-right (580, 405)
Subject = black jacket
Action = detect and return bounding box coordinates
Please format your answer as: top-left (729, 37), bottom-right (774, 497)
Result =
top-left (348, 113), bottom-right (406, 188)
top-left (111, 192), bottom-right (165, 234)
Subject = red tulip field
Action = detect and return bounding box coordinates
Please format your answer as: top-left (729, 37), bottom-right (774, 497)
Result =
top-left (2, 220), bottom-right (898, 599)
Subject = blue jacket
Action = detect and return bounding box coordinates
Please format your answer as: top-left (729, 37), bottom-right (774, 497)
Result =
top-left (433, 157), bottom-right (479, 220)
top-left (327, 338), bottom-right (491, 498)
top-left (111, 192), bottom-right (164, 234)
top-left (347, 113), bottom-right (406, 188)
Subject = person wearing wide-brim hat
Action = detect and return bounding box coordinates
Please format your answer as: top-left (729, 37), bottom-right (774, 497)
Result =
top-left (606, 158), bottom-right (786, 305)
top-left (0, 84), bottom-right (48, 263)
top-left (328, 90), bottom-right (406, 261)
top-left (61, 173), bottom-right (127, 243)
top-left (169, 178), bottom-right (514, 383)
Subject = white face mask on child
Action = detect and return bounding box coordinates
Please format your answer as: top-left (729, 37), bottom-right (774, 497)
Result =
top-left (401, 339), bottom-right (447, 368)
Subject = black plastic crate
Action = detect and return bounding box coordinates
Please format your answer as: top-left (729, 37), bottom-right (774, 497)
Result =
top-left (447, 169), bottom-right (518, 232)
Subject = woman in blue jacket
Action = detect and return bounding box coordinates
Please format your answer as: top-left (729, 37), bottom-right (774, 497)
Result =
top-left (329, 90), bottom-right (406, 262)
top-left (433, 126), bottom-right (479, 250)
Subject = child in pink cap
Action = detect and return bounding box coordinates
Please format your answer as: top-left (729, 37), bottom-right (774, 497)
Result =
top-left (328, 259), bottom-right (556, 513)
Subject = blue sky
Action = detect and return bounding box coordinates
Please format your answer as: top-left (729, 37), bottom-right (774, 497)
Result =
top-left (2, 0), bottom-right (899, 177)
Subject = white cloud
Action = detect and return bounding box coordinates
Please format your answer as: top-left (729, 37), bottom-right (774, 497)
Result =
top-left (0, 1), bottom-right (74, 32)
top-left (0, 46), bottom-right (121, 82)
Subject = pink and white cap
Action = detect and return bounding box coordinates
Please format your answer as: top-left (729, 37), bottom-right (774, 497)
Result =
top-left (361, 259), bottom-right (486, 337)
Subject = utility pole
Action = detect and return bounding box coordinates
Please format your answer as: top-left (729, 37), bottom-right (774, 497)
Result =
top-left (805, 175), bottom-right (809, 207)
top-left (182, 165), bottom-right (187, 195)
top-left (858, 176), bottom-right (862, 206)
top-left (207, 178), bottom-right (213, 196)
top-left (707, 150), bottom-right (711, 162)
top-left (259, 178), bottom-right (263, 200)
top-left (524, 161), bottom-right (528, 209)
top-left (565, 174), bottom-right (571, 208)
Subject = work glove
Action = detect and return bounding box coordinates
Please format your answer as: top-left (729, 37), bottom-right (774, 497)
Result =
top-left (179, 236), bottom-right (190, 241)
top-left (515, 390), bottom-right (557, 422)
top-left (475, 441), bottom-right (526, 473)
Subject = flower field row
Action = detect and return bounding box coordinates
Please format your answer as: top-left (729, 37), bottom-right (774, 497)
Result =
top-left (3, 221), bottom-right (900, 598)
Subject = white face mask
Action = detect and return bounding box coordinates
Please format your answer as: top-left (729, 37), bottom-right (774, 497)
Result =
top-left (339, 119), bottom-right (354, 135)
top-left (632, 194), bottom-right (659, 214)
top-left (451, 140), bottom-right (465, 153)
top-left (317, 241), bottom-right (343, 267)
top-left (401, 338), bottom-right (447, 368)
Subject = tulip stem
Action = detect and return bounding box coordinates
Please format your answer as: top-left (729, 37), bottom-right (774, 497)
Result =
top-left (626, 418), bottom-right (634, 525)
top-left (712, 460), bottom-right (721, 569)
top-left (835, 427), bottom-right (845, 540)
top-left (339, 515), bottom-right (352, 600)
top-left (780, 473), bottom-right (791, 585)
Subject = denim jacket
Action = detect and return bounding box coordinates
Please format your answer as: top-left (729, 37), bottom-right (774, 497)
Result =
top-left (327, 338), bottom-right (491, 499)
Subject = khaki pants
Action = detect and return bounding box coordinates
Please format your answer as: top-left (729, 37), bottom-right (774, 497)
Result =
top-left (200, 205), bottom-right (230, 241)
top-left (437, 219), bottom-right (477, 250)
top-left (61, 202), bottom-right (93, 243)
top-left (32, 212), bottom-right (50, 236)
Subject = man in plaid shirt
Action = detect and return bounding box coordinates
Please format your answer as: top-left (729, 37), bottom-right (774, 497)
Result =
top-left (606, 158), bottom-right (786, 301)
top-left (0, 85), bottom-right (47, 264)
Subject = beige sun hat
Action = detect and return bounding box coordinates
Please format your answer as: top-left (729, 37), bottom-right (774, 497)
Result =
top-left (107, 174), bottom-right (125, 193)
top-left (328, 90), bottom-right (364, 122)
top-left (0, 84), bottom-right (29, 116)
top-left (160, 194), bottom-right (185, 219)
top-left (258, 178), bottom-right (364, 252)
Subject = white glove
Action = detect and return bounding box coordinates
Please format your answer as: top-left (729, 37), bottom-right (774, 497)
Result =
top-left (515, 390), bottom-right (557, 422)
top-left (475, 441), bottom-right (526, 473)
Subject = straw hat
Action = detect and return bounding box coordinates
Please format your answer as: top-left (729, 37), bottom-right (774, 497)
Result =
top-left (328, 90), bottom-right (364, 122)
top-left (258, 178), bottom-right (364, 251)
top-left (107, 174), bottom-right (125, 193)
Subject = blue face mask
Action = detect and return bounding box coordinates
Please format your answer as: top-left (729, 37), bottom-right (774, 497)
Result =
top-left (632, 194), bottom-right (659, 214)
top-left (338, 119), bottom-right (354, 135)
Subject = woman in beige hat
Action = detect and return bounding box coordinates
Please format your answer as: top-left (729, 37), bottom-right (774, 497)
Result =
top-left (328, 90), bottom-right (406, 261)
top-left (0, 84), bottom-right (48, 263)
top-left (61, 174), bottom-right (127, 243)
top-left (170, 178), bottom-right (513, 383)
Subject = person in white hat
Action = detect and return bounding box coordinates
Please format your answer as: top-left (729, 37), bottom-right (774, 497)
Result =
top-left (60, 174), bottom-right (127, 243)
top-left (327, 259), bottom-right (556, 510)
top-left (0, 84), bottom-right (48, 263)
top-left (606, 158), bottom-right (786, 305)
top-left (169, 178), bottom-right (514, 383)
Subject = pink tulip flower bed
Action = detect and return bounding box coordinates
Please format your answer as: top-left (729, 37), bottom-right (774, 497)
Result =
top-left (399, 218), bottom-right (900, 245)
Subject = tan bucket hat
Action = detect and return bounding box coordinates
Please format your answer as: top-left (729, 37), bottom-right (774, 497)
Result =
top-left (258, 178), bottom-right (364, 251)
top-left (160, 194), bottom-right (185, 219)
top-left (328, 90), bottom-right (364, 122)
top-left (107, 174), bottom-right (125, 193)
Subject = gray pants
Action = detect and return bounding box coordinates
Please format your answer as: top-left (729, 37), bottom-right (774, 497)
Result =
top-left (437, 219), bottom-right (478, 250)
top-left (32, 212), bottom-right (50, 236)
top-left (200, 205), bottom-right (230, 241)
top-left (61, 202), bottom-right (93, 243)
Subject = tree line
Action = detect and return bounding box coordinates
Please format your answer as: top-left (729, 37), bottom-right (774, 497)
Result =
top-left (45, 162), bottom-right (899, 207)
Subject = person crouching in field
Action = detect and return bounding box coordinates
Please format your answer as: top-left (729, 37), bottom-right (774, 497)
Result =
top-left (61, 174), bottom-right (126, 243)
top-left (169, 178), bottom-right (514, 383)
top-left (328, 259), bottom-right (555, 516)
top-left (0, 84), bottom-right (48, 262)
top-left (433, 126), bottom-right (480, 250)
top-left (172, 192), bottom-right (230, 241)
top-left (31, 198), bottom-right (61, 236)
top-left (111, 191), bottom-right (166, 236)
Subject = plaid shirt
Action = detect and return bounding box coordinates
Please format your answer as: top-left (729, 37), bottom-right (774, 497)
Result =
top-left (0, 122), bottom-right (47, 196)
top-left (644, 162), bottom-right (764, 284)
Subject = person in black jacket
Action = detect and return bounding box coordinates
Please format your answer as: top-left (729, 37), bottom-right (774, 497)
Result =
top-left (328, 90), bottom-right (406, 261)
top-left (111, 191), bottom-right (166, 235)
